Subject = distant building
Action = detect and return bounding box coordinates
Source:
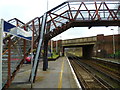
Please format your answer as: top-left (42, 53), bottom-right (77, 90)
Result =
top-left (61, 34), bottom-right (120, 59)
top-left (48, 40), bottom-right (62, 55)
top-left (95, 34), bottom-right (120, 58)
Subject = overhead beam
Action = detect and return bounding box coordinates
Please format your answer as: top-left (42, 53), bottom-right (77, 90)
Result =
top-left (71, 20), bottom-right (120, 27)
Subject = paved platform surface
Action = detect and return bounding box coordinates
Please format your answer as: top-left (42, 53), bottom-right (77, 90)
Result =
top-left (92, 57), bottom-right (120, 64)
top-left (9, 57), bottom-right (80, 89)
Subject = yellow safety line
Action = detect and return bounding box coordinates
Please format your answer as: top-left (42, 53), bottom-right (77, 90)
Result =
top-left (58, 58), bottom-right (64, 89)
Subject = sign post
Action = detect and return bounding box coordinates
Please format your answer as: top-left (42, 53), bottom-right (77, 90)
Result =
top-left (0, 19), bottom-right (3, 90)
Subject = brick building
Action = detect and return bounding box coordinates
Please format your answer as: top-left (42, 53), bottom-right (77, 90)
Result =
top-left (48, 40), bottom-right (62, 55)
top-left (48, 34), bottom-right (120, 58)
top-left (94, 34), bottom-right (120, 58)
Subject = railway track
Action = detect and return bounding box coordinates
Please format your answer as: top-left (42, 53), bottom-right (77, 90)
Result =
top-left (67, 53), bottom-right (120, 89)
top-left (80, 60), bottom-right (120, 83)
top-left (91, 58), bottom-right (120, 75)
top-left (68, 57), bottom-right (109, 89)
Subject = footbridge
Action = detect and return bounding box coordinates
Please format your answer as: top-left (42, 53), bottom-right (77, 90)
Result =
top-left (1, 0), bottom-right (120, 89)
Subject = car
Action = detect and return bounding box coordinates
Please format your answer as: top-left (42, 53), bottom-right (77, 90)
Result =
top-left (25, 55), bottom-right (31, 64)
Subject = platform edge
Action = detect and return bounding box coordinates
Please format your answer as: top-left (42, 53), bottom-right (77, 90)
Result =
top-left (66, 56), bottom-right (82, 89)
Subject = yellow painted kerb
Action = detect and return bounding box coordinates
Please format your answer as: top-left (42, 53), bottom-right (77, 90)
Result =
top-left (58, 59), bottom-right (64, 89)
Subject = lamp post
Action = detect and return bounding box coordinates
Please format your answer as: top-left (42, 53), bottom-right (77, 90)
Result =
top-left (111, 29), bottom-right (116, 59)
top-left (56, 37), bottom-right (58, 54)
top-left (51, 40), bottom-right (53, 57)
top-left (59, 36), bottom-right (62, 56)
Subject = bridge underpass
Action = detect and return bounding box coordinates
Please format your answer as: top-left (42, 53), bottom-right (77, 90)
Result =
top-left (63, 44), bottom-right (94, 59)
top-left (62, 36), bottom-right (96, 59)
top-left (1, 0), bottom-right (120, 89)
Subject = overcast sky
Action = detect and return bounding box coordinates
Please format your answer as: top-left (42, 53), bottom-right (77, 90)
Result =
top-left (0, 0), bottom-right (119, 40)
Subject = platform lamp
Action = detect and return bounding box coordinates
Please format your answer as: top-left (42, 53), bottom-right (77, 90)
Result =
top-left (59, 36), bottom-right (62, 56)
top-left (111, 29), bottom-right (116, 59)
top-left (51, 40), bottom-right (53, 57)
top-left (56, 37), bottom-right (58, 54)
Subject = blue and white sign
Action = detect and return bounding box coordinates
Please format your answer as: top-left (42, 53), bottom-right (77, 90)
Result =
top-left (3, 20), bottom-right (32, 40)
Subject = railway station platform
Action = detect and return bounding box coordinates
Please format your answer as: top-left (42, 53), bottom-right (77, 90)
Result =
top-left (92, 57), bottom-right (120, 64)
top-left (9, 57), bottom-right (81, 89)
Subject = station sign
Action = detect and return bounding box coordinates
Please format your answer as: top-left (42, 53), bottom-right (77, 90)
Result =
top-left (3, 20), bottom-right (32, 40)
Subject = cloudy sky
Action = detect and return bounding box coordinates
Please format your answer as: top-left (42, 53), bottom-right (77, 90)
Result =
top-left (0, 0), bottom-right (119, 40)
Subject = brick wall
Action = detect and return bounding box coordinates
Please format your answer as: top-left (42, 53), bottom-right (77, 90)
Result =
top-left (48, 34), bottom-right (120, 58)
top-left (95, 34), bottom-right (120, 58)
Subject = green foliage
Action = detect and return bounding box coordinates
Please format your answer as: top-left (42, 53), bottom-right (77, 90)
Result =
top-left (108, 51), bottom-right (120, 58)
top-left (48, 52), bottom-right (59, 59)
top-left (115, 51), bottom-right (120, 58)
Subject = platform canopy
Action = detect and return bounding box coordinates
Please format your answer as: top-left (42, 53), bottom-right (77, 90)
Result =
top-left (67, 0), bottom-right (120, 2)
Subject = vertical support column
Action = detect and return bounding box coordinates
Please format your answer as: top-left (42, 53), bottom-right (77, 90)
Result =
top-left (62, 47), bottom-right (65, 56)
top-left (38, 18), bottom-right (41, 39)
top-left (30, 21), bottom-right (34, 87)
top-left (43, 39), bottom-right (49, 71)
top-left (23, 39), bottom-right (26, 60)
top-left (23, 26), bottom-right (26, 61)
top-left (7, 37), bottom-right (11, 87)
top-left (51, 40), bottom-right (53, 57)
top-left (32, 21), bottom-right (35, 49)
top-left (31, 13), bottom-right (47, 83)
top-left (56, 40), bottom-right (58, 54)
top-left (0, 19), bottom-right (3, 90)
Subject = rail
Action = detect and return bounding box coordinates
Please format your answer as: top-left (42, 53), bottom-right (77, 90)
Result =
top-left (68, 56), bottom-right (109, 89)
top-left (67, 53), bottom-right (120, 88)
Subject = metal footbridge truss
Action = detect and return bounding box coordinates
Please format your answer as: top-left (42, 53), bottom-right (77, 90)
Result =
top-left (1, 1), bottom-right (120, 89)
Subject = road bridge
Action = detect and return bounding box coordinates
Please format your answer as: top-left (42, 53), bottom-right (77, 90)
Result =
top-left (62, 36), bottom-right (97, 47)
top-left (62, 36), bottom-right (97, 58)
top-left (62, 34), bottom-right (120, 59)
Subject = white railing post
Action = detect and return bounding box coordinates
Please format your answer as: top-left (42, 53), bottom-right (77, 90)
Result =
top-left (0, 19), bottom-right (3, 90)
